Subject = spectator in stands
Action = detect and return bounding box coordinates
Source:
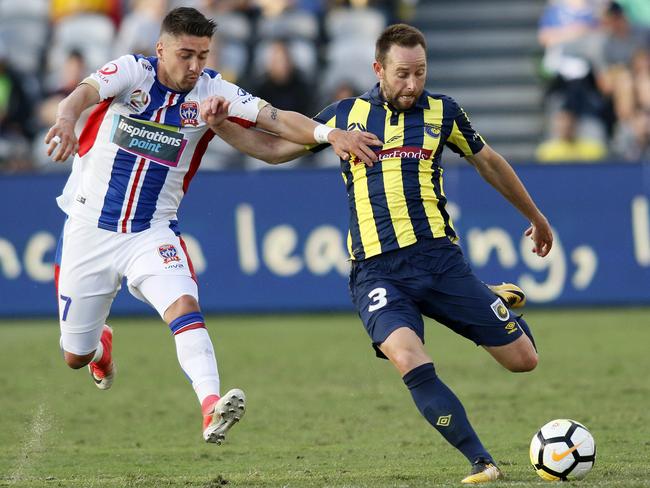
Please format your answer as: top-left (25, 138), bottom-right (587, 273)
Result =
top-left (537, 0), bottom-right (609, 161)
top-left (616, 0), bottom-right (650, 27)
top-left (595, 1), bottom-right (650, 160)
top-left (50, 0), bottom-right (121, 25)
top-left (0, 42), bottom-right (34, 172)
top-left (249, 39), bottom-right (315, 116)
top-left (536, 110), bottom-right (608, 162)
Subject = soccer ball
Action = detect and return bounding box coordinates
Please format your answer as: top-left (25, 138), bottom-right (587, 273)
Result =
top-left (529, 419), bottom-right (596, 481)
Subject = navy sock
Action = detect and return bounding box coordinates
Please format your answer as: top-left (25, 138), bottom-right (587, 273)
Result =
top-left (403, 363), bottom-right (491, 463)
top-left (516, 316), bottom-right (536, 351)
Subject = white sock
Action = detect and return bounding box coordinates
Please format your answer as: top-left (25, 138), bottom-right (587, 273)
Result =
top-left (91, 342), bottom-right (103, 362)
top-left (174, 328), bottom-right (220, 405)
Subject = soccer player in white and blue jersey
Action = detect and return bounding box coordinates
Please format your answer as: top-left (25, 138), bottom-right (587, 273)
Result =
top-left (45, 7), bottom-right (381, 444)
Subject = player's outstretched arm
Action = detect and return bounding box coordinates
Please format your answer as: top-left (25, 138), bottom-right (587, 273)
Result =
top-left (45, 82), bottom-right (100, 162)
top-left (201, 96), bottom-right (306, 164)
top-left (465, 144), bottom-right (553, 257)
top-left (255, 104), bottom-right (382, 166)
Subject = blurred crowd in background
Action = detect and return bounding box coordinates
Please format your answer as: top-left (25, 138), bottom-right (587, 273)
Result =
top-left (0, 0), bottom-right (649, 173)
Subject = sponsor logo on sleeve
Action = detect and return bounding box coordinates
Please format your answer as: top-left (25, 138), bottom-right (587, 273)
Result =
top-left (99, 63), bottom-right (118, 75)
top-left (111, 115), bottom-right (186, 167)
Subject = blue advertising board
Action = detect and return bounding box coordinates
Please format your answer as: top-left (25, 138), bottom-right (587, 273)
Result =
top-left (1, 163), bottom-right (649, 316)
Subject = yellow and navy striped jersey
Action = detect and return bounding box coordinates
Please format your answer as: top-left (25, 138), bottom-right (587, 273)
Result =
top-left (311, 83), bottom-right (485, 261)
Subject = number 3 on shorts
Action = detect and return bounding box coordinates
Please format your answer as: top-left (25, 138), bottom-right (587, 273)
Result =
top-left (368, 287), bottom-right (387, 312)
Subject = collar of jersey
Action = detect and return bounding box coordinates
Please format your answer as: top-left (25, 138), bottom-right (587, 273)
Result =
top-left (361, 83), bottom-right (430, 111)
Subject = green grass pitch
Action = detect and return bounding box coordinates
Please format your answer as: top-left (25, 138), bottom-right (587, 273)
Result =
top-left (1, 308), bottom-right (649, 487)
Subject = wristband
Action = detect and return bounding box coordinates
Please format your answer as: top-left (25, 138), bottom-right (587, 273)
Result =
top-left (313, 124), bottom-right (334, 144)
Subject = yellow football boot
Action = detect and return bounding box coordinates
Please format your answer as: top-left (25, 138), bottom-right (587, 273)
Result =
top-left (488, 282), bottom-right (527, 309)
top-left (461, 458), bottom-right (503, 484)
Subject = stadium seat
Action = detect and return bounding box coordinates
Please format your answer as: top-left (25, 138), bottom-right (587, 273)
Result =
top-left (322, 39), bottom-right (377, 94)
top-left (325, 7), bottom-right (385, 41)
top-left (49, 13), bottom-right (115, 73)
top-left (0, 16), bottom-right (48, 74)
top-left (0, 0), bottom-right (48, 18)
top-left (217, 40), bottom-right (249, 82)
top-left (257, 10), bottom-right (318, 41)
top-left (214, 11), bottom-right (251, 43)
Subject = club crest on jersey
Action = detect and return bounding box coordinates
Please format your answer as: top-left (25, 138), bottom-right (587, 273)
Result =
top-left (490, 298), bottom-right (510, 321)
top-left (158, 244), bottom-right (181, 264)
top-left (180, 101), bottom-right (199, 127)
top-left (424, 123), bottom-right (441, 138)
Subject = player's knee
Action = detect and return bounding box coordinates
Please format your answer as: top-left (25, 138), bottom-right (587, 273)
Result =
top-left (389, 348), bottom-right (431, 375)
top-left (63, 351), bottom-right (93, 369)
top-left (164, 294), bottom-right (200, 322)
top-left (509, 350), bottom-right (538, 373)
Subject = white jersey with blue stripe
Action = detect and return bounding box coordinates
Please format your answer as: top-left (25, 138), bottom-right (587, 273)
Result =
top-left (57, 54), bottom-right (265, 233)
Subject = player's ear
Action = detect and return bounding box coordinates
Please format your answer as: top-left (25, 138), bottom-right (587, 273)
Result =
top-left (373, 61), bottom-right (383, 80)
top-left (155, 39), bottom-right (164, 59)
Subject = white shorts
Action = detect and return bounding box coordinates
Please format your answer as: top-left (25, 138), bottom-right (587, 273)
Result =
top-left (56, 217), bottom-right (198, 355)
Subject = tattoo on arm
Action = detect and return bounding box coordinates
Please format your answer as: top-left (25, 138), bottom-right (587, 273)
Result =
top-left (270, 107), bottom-right (278, 121)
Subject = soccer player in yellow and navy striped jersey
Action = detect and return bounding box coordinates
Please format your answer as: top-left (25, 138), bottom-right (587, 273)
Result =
top-left (205, 23), bottom-right (554, 484)
top-left (310, 85), bottom-right (483, 261)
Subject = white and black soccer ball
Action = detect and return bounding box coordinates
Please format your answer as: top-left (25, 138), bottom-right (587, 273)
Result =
top-left (529, 419), bottom-right (596, 481)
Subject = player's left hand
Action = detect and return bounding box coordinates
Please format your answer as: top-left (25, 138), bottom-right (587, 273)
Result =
top-left (328, 129), bottom-right (382, 167)
top-left (525, 215), bottom-right (553, 257)
top-left (200, 96), bottom-right (231, 128)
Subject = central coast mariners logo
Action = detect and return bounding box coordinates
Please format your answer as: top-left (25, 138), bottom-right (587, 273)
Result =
top-left (424, 122), bottom-right (441, 138)
top-left (490, 298), bottom-right (510, 321)
top-left (111, 115), bottom-right (185, 167)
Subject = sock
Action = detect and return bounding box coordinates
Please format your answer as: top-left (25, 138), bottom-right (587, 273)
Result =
top-left (403, 363), bottom-right (491, 464)
top-left (171, 315), bottom-right (220, 405)
top-left (516, 316), bottom-right (536, 351)
top-left (91, 341), bottom-right (104, 363)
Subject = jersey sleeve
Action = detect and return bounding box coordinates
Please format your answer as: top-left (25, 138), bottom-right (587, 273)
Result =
top-left (85, 54), bottom-right (141, 100)
top-left (444, 96), bottom-right (485, 157)
top-left (306, 101), bottom-right (338, 153)
top-left (209, 77), bottom-right (267, 128)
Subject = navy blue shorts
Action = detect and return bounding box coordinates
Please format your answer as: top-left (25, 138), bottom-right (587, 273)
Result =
top-left (349, 238), bottom-right (525, 359)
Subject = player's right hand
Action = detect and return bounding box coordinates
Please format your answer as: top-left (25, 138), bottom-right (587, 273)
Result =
top-left (328, 129), bottom-right (382, 167)
top-left (45, 118), bottom-right (78, 162)
top-left (525, 215), bottom-right (553, 258)
top-left (200, 96), bottom-right (231, 128)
